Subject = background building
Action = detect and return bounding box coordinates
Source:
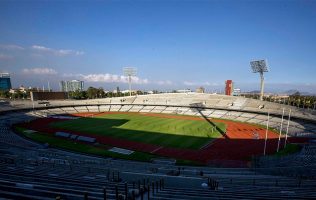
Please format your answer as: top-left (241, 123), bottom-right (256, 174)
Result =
top-left (225, 80), bottom-right (233, 96)
top-left (233, 88), bottom-right (241, 96)
top-left (196, 87), bottom-right (205, 93)
top-left (0, 73), bottom-right (12, 90)
top-left (176, 89), bottom-right (191, 93)
top-left (30, 91), bottom-right (68, 101)
top-left (60, 80), bottom-right (84, 92)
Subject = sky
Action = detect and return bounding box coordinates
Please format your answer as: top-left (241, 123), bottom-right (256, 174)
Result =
top-left (0, 0), bottom-right (316, 93)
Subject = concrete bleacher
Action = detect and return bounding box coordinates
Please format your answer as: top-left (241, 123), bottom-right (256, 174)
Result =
top-left (98, 105), bottom-right (111, 112)
top-left (0, 159), bottom-right (138, 199)
top-left (1, 93), bottom-right (316, 199)
top-left (205, 99), bottom-right (221, 107)
top-left (224, 111), bottom-right (241, 119)
top-left (59, 106), bottom-right (78, 114)
top-left (46, 108), bottom-right (66, 115)
top-left (1, 140), bottom-right (315, 200)
top-left (110, 105), bottom-right (123, 112)
top-left (119, 105), bottom-right (134, 112)
top-left (246, 118), bottom-right (265, 124)
top-left (87, 105), bottom-right (100, 112)
top-left (199, 109), bottom-right (215, 117)
top-left (257, 143), bottom-right (316, 178)
top-left (3, 93), bottom-right (316, 121)
top-left (216, 99), bottom-right (234, 107)
top-left (231, 98), bottom-right (247, 110)
top-left (174, 107), bottom-right (190, 115)
top-left (138, 105), bottom-right (155, 113)
top-left (3, 99), bottom-right (316, 135)
top-left (184, 108), bottom-right (200, 116)
top-left (209, 110), bottom-right (228, 118)
top-left (161, 106), bottom-right (178, 114)
top-left (73, 106), bottom-right (89, 113)
top-left (129, 105), bottom-right (144, 112)
top-left (150, 106), bottom-right (167, 113)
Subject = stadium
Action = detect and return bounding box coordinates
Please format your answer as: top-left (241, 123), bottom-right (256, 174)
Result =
top-left (1, 93), bottom-right (316, 199)
top-left (1, 1), bottom-right (316, 199)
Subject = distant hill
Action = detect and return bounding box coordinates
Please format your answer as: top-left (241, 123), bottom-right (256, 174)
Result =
top-left (284, 90), bottom-right (300, 95)
top-left (284, 90), bottom-right (315, 96)
top-left (248, 90), bottom-right (260, 94)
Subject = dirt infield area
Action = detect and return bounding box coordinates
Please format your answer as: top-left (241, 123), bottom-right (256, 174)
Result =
top-left (21, 112), bottom-right (310, 167)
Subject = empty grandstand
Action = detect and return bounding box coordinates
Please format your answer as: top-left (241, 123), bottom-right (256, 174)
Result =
top-left (0, 93), bottom-right (316, 199)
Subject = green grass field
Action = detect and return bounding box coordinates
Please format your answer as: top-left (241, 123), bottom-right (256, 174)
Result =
top-left (50, 113), bottom-right (226, 149)
top-left (15, 127), bottom-right (157, 162)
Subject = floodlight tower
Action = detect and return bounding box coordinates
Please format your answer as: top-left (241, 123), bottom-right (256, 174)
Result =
top-left (123, 67), bottom-right (137, 96)
top-left (250, 59), bottom-right (269, 101)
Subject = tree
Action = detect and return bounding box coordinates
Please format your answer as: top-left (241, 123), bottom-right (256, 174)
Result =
top-left (0, 90), bottom-right (10, 98)
top-left (97, 87), bottom-right (106, 98)
top-left (87, 87), bottom-right (98, 99)
top-left (69, 90), bottom-right (87, 99)
top-left (15, 90), bottom-right (24, 99)
top-left (136, 90), bottom-right (143, 95)
top-left (106, 92), bottom-right (113, 98)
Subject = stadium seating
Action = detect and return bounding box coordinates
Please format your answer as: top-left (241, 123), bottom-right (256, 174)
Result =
top-left (3, 93), bottom-right (316, 135)
top-left (1, 93), bottom-right (316, 199)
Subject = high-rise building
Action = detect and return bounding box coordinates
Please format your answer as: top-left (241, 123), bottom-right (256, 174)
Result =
top-left (60, 80), bottom-right (84, 92)
top-left (0, 73), bottom-right (12, 90)
top-left (60, 81), bottom-right (66, 92)
top-left (225, 80), bottom-right (233, 96)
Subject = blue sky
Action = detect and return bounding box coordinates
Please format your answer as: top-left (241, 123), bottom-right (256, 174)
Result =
top-left (0, 0), bottom-right (316, 93)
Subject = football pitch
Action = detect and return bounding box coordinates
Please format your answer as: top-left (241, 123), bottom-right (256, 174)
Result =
top-left (50, 112), bottom-right (226, 149)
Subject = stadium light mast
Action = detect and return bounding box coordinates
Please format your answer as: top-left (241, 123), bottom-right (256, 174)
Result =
top-left (250, 59), bottom-right (269, 101)
top-left (263, 112), bottom-right (270, 156)
top-left (284, 109), bottom-right (291, 148)
top-left (123, 67), bottom-right (137, 96)
top-left (277, 108), bottom-right (285, 152)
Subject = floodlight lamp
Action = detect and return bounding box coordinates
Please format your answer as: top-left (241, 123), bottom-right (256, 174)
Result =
top-left (250, 60), bottom-right (268, 73)
top-left (123, 67), bottom-right (137, 76)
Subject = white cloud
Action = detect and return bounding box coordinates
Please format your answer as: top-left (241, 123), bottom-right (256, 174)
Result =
top-left (75, 51), bottom-right (85, 55)
top-left (62, 73), bottom-right (78, 77)
top-left (183, 81), bottom-right (219, 86)
top-left (30, 53), bottom-right (44, 58)
top-left (22, 67), bottom-right (58, 75)
top-left (31, 45), bottom-right (84, 56)
top-left (63, 73), bottom-right (173, 86)
top-left (156, 80), bottom-right (173, 85)
top-left (77, 73), bottom-right (148, 84)
top-left (56, 49), bottom-right (84, 56)
top-left (0, 44), bottom-right (83, 56)
top-left (31, 45), bottom-right (51, 51)
top-left (0, 44), bottom-right (24, 50)
top-left (183, 81), bottom-right (195, 86)
top-left (131, 76), bottom-right (149, 84)
top-left (0, 54), bottom-right (13, 60)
